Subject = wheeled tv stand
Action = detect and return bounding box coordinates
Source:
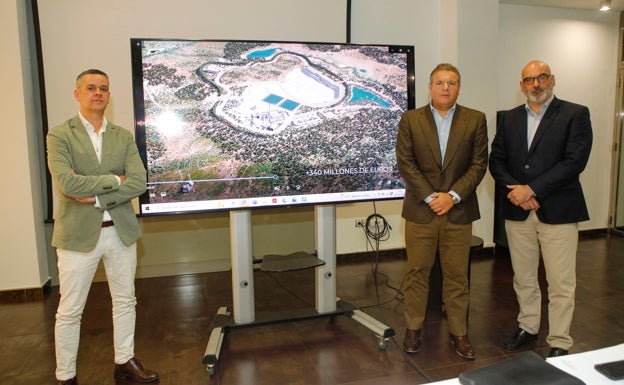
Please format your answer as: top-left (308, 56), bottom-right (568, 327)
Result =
top-left (202, 204), bottom-right (395, 376)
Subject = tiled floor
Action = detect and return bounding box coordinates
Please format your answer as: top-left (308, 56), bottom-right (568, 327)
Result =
top-left (2, 235), bottom-right (623, 384)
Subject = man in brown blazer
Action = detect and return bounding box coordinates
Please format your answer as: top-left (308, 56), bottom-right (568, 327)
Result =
top-left (395, 63), bottom-right (488, 359)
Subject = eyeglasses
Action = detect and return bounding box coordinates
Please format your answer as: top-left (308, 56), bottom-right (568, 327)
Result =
top-left (522, 73), bottom-right (551, 85)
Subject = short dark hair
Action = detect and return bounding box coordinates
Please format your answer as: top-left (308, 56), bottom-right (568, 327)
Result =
top-left (76, 69), bottom-right (108, 87)
top-left (429, 63), bottom-right (461, 85)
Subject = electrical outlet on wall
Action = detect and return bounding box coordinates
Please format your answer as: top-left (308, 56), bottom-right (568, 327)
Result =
top-left (355, 219), bottom-right (365, 227)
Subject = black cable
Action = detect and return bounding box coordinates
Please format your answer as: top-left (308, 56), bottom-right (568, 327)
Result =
top-left (359, 204), bottom-right (432, 383)
top-left (359, 203), bottom-right (404, 306)
top-left (364, 213), bottom-right (392, 241)
top-left (256, 204), bottom-right (429, 382)
top-left (262, 270), bottom-right (314, 307)
top-left (391, 336), bottom-right (434, 382)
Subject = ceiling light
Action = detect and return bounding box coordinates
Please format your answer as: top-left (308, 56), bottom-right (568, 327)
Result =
top-left (599, 0), bottom-right (611, 11)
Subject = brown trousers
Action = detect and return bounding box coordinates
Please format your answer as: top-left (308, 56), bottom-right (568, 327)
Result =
top-left (403, 216), bottom-right (472, 336)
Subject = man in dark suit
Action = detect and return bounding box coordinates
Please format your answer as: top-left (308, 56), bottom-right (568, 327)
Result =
top-left (47, 69), bottom-right (159, 384)
top-left (396, 63), bottom-right (488, 359)
top-left (489, 60), bottom-right (592, 358)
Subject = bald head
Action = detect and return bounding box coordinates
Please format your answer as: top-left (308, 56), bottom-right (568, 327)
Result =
top-left (521, 60), bottom-right (551, 79)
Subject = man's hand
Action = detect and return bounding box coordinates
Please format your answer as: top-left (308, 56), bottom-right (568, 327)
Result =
top-left (119, 175), bottom-right (126, 183)
top-left (70, 196), bottom-right (96, 204)
top-left (428, 192), bottom-right (455, 216)
top-left (519, 196), bottom-right (540, 211)
top-left (506, 184), bottom-right (534, 206)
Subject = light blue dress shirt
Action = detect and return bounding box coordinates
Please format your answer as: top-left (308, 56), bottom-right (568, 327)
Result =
top-left (424, 103), bottom-right (460, 204)
top-left (525, 94), bottom-right (554, 150)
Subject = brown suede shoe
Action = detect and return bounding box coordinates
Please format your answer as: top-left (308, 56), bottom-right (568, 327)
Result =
top-left (58, 377), bottom-right (77, 385)
top-left (449, 333), bottom-right (475, 359)
top-left (403, 328), bottom-right (423, 354)
top-left (114, 357), bottom-right (159, 383)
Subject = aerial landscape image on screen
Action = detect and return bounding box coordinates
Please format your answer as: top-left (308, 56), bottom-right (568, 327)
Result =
top-left (133, 40), bottom-right (411, 214)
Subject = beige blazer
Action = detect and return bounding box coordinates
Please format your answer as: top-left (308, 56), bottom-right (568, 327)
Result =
top-left (47, 115), bottom-right (147, 252)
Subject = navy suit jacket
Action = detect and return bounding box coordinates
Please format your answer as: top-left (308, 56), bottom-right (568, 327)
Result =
top-left (489, 97), bottom-right (592, 224)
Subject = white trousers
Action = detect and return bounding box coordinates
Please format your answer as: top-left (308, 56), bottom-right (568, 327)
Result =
top-left (505, 211), bottom-right (578, 350)
top-left (55, 226), bottom-right (137, 380)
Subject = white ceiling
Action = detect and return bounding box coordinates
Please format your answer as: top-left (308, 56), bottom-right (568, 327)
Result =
top-left (501, 0), bottom-right (624, 11)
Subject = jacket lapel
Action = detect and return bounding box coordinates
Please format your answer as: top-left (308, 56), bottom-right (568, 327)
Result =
top-left (69, 116), bottom-right (100, 167)
top-left (422, 108), bottom-right (443, 167)
top-left (441, 105), bottom-right (467, 171)
top-left (508, 107), bottom-right (529, 157)
top-left (529, 97), bottom-right (560, 154)
top-left (100, 123), bottom-right (116, 170)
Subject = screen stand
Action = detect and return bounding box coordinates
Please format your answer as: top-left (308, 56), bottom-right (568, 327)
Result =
top-left (202, 205), bottom-right (395, 376)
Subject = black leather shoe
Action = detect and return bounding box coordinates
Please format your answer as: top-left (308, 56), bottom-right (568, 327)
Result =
top-left (503, 328), bottom-right (538, 350)
top-left (58, 377), bottom-right (77, 385)
top-left (403, 328), bottom-right (423, 354)
top-left (114, 357), bottom-right (159, 383)
top-left (548, 347), bottom-right (569, 357)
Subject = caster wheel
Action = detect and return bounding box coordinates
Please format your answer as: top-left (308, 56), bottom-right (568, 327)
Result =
top-left (377, 337), bottom-right (389, 350)
top-left (207, 365), bottom-right (216, 376)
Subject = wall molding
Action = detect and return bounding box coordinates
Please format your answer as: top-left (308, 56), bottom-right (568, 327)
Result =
top-left (0, 278), bottom-right (51, 304)
top-left (2, 229), bottom-right (611, 303)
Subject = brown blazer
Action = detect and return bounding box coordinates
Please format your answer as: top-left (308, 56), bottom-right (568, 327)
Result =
top-left (396, 104), bottom-right (488, 225)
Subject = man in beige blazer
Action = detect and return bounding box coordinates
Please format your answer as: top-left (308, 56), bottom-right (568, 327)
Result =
top-left (47, 69), bottom-right (158, 384)
top-left (396, 63), bottom-right (488, 359)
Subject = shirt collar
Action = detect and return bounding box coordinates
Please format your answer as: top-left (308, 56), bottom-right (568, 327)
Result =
top-left (430, 102), bottom-right (457, 117)
top-left (78, 112), bottom-right (108, 134)
top-left (524, 94), bottom-right (554, 116)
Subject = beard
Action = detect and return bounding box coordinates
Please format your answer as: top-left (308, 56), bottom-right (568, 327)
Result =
top-left (525, 86), bottom-right (553, 105)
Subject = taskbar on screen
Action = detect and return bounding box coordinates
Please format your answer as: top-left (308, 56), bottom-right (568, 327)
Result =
top-left (140, 189), bottom-right (405, 215)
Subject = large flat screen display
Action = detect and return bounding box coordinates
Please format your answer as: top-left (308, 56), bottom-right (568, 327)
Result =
top-left (131, 38), bottom-right (415, 215)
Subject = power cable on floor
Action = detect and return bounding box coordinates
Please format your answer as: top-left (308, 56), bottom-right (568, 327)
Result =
top-left (358, 203), bottom-right (405, 308)
top-left (359, 203), bottom-right (432, 383)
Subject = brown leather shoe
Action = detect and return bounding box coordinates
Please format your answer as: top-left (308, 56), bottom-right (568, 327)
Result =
top-left (449, 333), bottom-right (475, 359)
top-left (114, 357), bottom-right (159, 383)
top-left (58, 377), bottom-right (77, 385)
top-left (403, 328), bottom-right (423, 354)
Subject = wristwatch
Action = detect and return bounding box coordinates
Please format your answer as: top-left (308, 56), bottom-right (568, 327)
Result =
top-left (451, 195), bottom-right (460, 204)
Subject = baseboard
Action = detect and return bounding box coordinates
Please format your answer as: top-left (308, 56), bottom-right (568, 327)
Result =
top-left (337, 245), bottom-right (496, 264)
top-left (46, 229), bottom-right (613, 289)
top-left (493, 228), bottom-right (609, 255)
top-left (337, 248), bottom-right (408, 264)
top-left (93, 258), bottom-right (233, 282)
top-left (579, 228), bottom-right (609, 239)
top-left (0, 278), bottom-right (52, 304)
top-left (336, 229), bottom-right (611, 263)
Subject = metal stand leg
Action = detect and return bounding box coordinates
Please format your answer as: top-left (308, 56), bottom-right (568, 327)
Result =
top-left (202, 205), bottom-right (395, 376)
top-left (202, 307), bottom-right (230, 376)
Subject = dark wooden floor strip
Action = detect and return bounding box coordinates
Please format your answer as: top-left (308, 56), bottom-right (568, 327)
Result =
top-left (1, 235), bottom-right (623, 384)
